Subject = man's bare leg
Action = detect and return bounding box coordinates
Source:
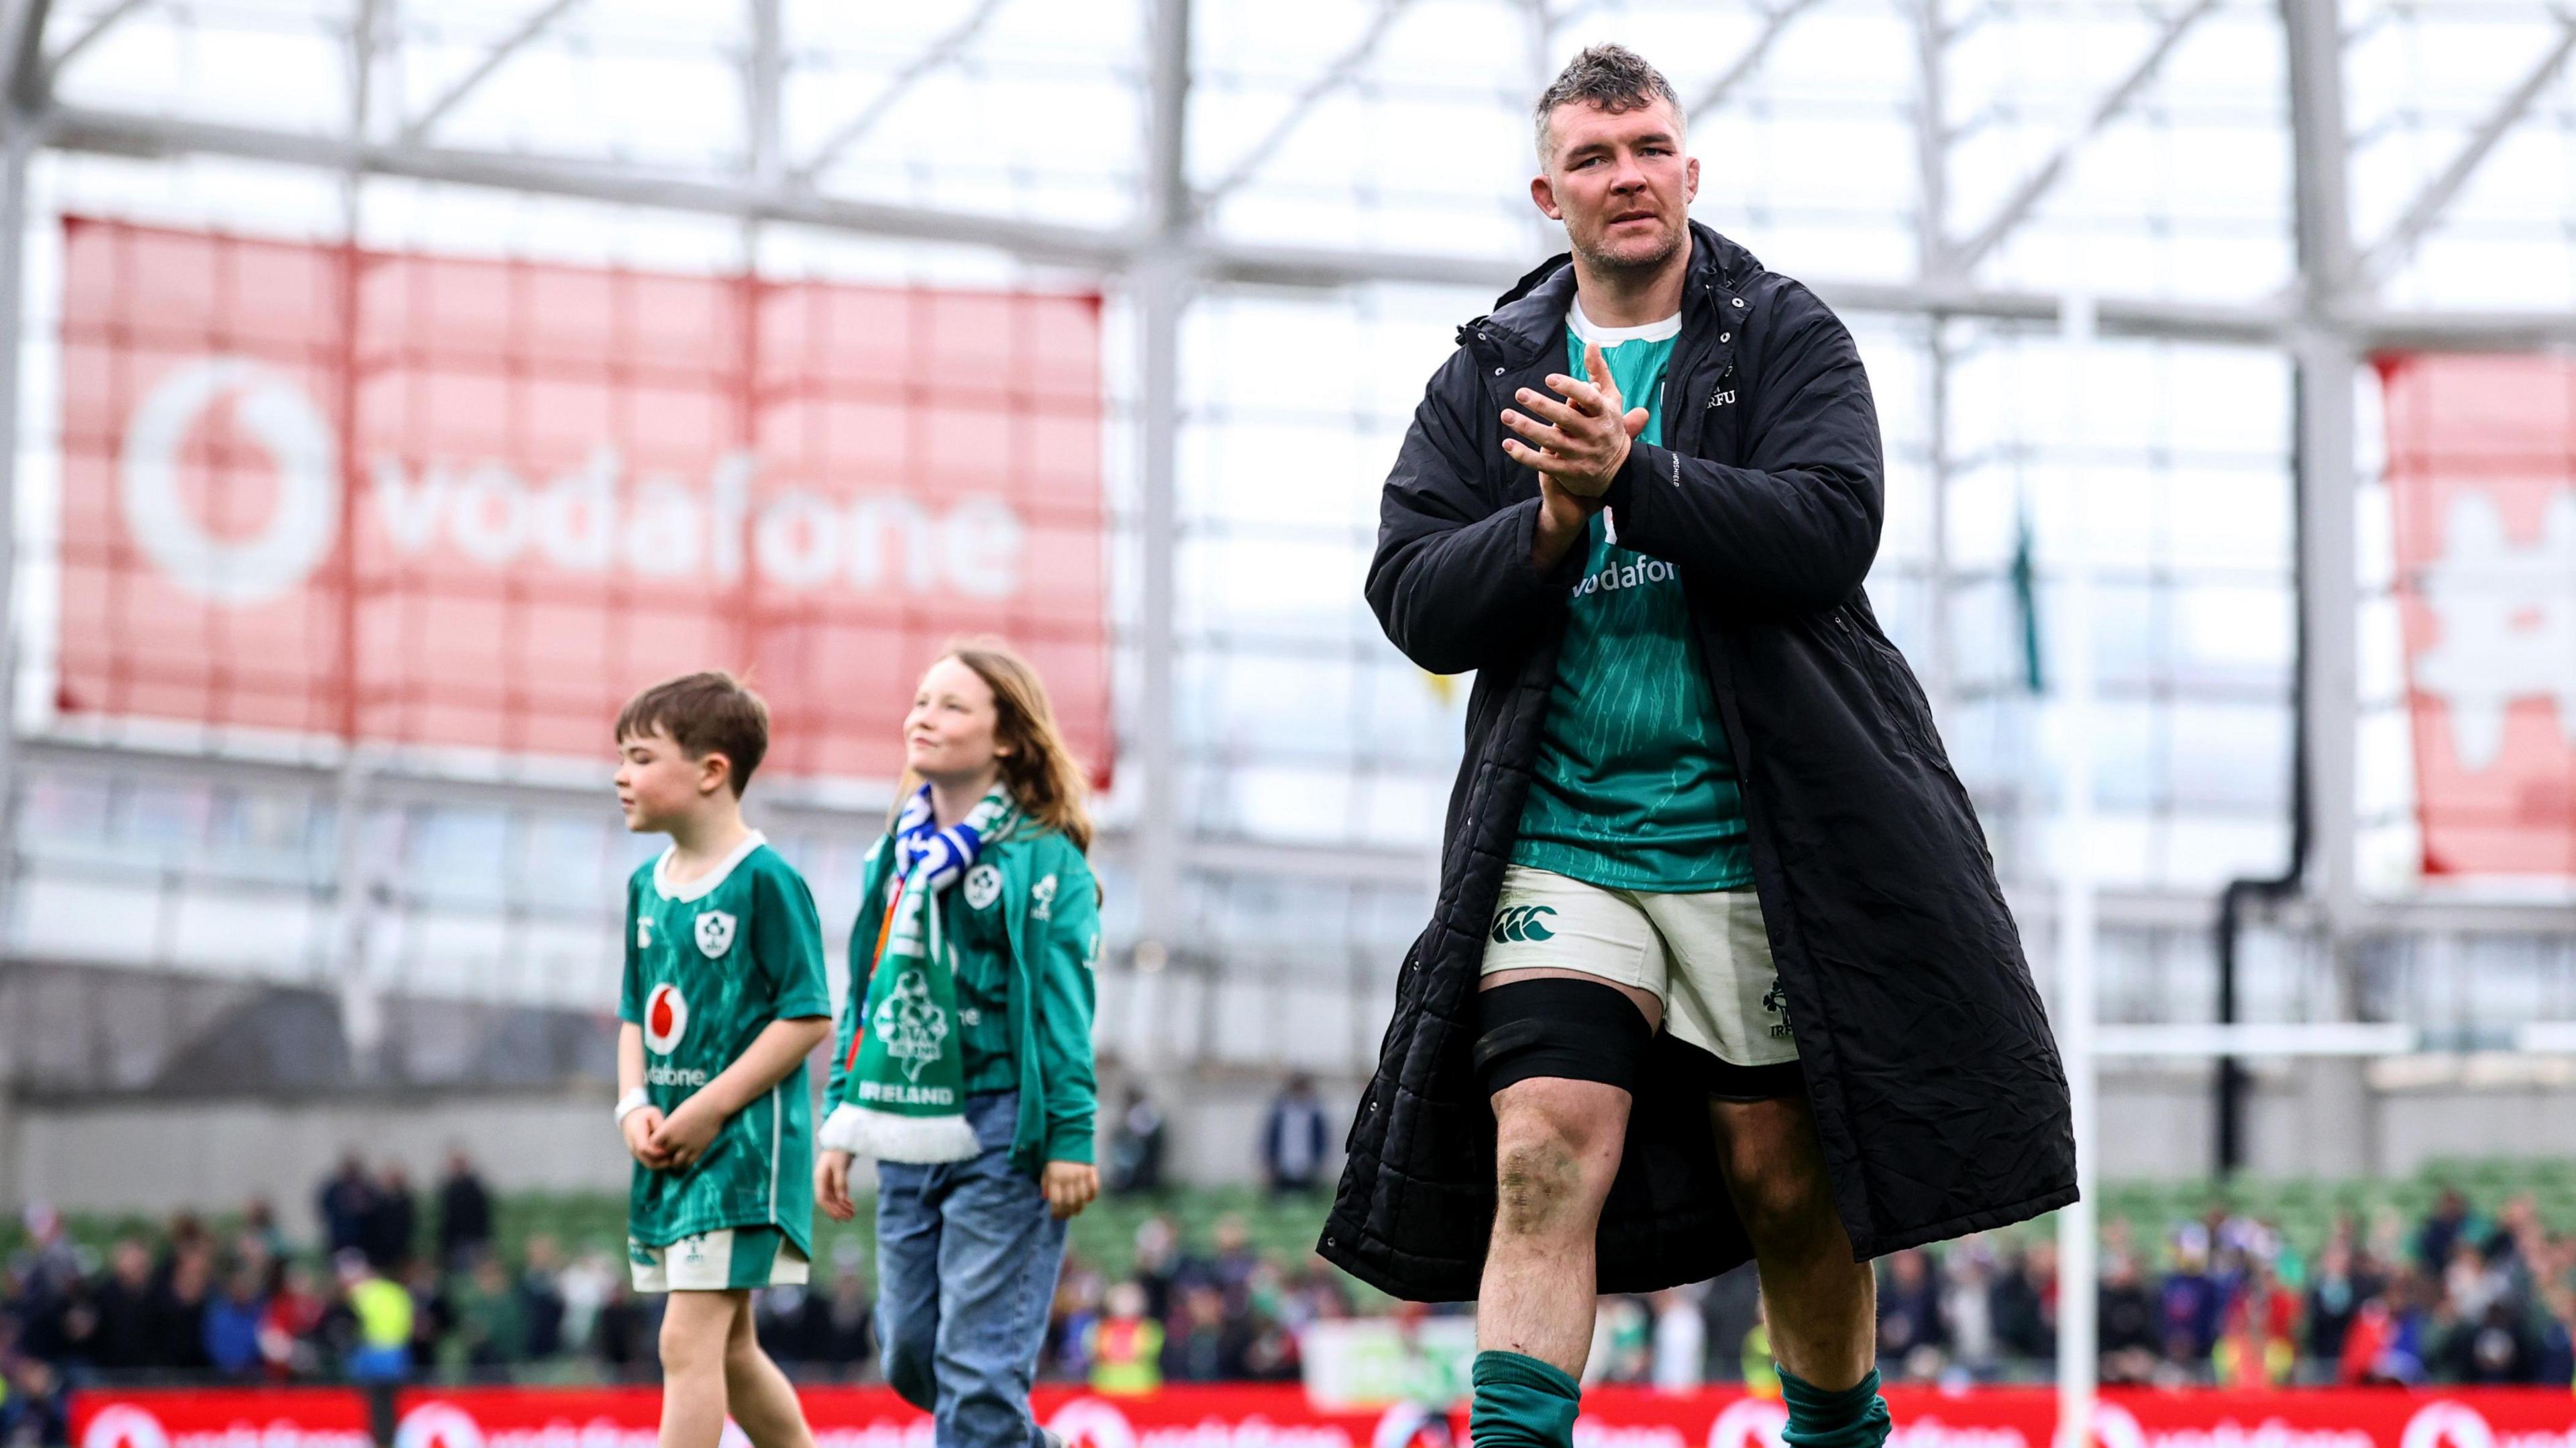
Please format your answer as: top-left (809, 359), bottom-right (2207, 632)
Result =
top-left (1477, 966), bottom-right (1662, 1370)
top-left (1711, 1094), bottom-right (1887, 1448)
top-left (1469, 968), bottom-right (1660, 1448)
top-left (1478, 1074), bottom-right (1632, 1369)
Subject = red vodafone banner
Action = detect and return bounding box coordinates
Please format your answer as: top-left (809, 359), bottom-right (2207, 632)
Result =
top-left (67, 1384), bottom-right (2576, 1448)
top-left (2377, 352), bottom-right (2576, 877)
top-left (55, 217), bottom-right (1109, 782)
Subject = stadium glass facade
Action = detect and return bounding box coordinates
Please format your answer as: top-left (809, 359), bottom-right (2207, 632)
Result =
top-left (0, 0), bottom-right (2573, 1111)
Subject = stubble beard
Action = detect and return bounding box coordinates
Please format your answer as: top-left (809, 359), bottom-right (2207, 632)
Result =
top-left (1572, 213), bottom-right (1684, 278)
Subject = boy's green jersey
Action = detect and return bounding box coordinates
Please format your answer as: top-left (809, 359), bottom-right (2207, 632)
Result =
top-left (618, 832), bottom-right (830, 1254)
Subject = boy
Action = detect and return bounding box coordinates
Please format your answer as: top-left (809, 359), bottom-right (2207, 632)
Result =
top-left (612, 671), bottom-right (833, 1448)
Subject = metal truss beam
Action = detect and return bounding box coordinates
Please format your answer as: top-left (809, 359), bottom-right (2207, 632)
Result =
top-left (745, 0), bottom-right (779, 186)
top-left (2347, 16), bottom-right (2576, 291)
top-left (39, 0), bottom-right (144, 92)
top-left (44, 102), bottom-right (1136, 267)
top-left (792, 0), bottom-right (1008, 186)
top-left (1913, 0), bottom-right (1949, 277)
top-left (1201, 0), bottom-right (1414, 205)
top-left (399, 0), bottom-right (580, 146)
top-left (1132, 0), bottom-right (1191, 970)
top-left (5, 0), bottom-right (52, 112)
top-left (42, 96), bottom-right (2576, 348)
top-left (1691, 0), bottom-right (1827, 116)
top-left (1944, 0), bottom-right (2220, 278)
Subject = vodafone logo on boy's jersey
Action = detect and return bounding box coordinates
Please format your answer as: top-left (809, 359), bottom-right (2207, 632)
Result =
top-left (644, 983), bottom-right (690, 1054)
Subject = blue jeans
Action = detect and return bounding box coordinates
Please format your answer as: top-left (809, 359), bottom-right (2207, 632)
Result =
top-left (876, 1091), bottom-right (1069, 1448)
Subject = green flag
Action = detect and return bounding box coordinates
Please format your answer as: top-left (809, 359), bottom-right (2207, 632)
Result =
top-left (2012, 498), bottom-right (2044, 693)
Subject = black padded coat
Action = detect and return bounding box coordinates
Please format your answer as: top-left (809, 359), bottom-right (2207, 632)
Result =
top-left (1318, 222), bottom-right (2076, 1302)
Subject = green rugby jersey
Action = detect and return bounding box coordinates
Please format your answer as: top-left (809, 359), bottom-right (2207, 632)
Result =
top-left (619, 831), bottom-right (830, 1252)
top-left (1511, 304), bottom-right (1755, 893)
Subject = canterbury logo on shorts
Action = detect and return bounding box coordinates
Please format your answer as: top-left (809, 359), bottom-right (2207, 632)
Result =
top-left (1490, 904), bottom-right (1558, 944)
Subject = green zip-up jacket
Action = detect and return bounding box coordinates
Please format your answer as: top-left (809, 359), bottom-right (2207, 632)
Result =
top-left (824, 817), bottom-right (1101, 1173)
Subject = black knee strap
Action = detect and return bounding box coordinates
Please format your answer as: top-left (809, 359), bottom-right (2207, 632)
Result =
top-left (1474, 978), bottom-right (1654, 1096)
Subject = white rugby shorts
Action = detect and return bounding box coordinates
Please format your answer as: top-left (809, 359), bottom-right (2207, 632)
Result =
top-left (1481, 863), bottom-right (1796, 1068)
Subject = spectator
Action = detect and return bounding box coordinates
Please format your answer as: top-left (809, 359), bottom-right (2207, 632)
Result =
top-left (399, 1260), bottom-right (448, 1372)
top-left (1161, 1283), bottom-right (1242, 1382)
top-left (144, 1229), bottom-right (218, 1374)
top-left (0, 1357), bottom-right (68, 1448)
top-left (2534, 1286), bottom-right (2576, 1387)
top-left (1233, 1270), bottom-right (1301, 1382)
top-left (2337, 1294), bottom-right (2398, 1384)
top-left (10, 1264), bottom-right (82, 1370)
top-left (2159, 1228), bottom-right (2223, 1366)
top-left (1258, 1074), bottom-right (1330, 1196)
top-left (88, 1239), bottom-right (156, 1372)
top-left (2445, 1239), bottom-right (2508, 1322)
top-left (1650, 1287), bottom-right (1705, 1393)
top-left (2417, 1188), bottom-right (2471, 1276)
top-left (1130, 1215), bottom-right (1189, 1321)
top-left (1289, 1254), bottom-right (1354, 1327)
top-left (555, 1249), bottom-right (616, 1358)
top-left (337, 1251), bottom-right (413, 1382)
top-left (239, 1199), bottom-right (289, 1265)
top-left (435, 1153), bottom-right (495, 1270)
top-left (14, 1209), bottom-right (81, 1303)
top-left (2216, 1261), bottom-right (2298, 1387)
top-left (2306, 1239), bottom-right (2371, 1368)
top-left (753, 1282), bottom-right (827, 1368)
top-left (1585, 1296), bottom-right (1651, 1385)
top-left (362, 1166), bottom-right (417, 1273)
top-left (452, 1254), bottom-right (527, 1376)
top-left (2099, 1249), bottom-right (2160, 1384)
top-left (1049, 1257), bottom-right (1107, 1381)
top-left (1877, 1248), bottom-right (1947, 1379)
top-left (516, 1237), bottom-right (567, 1361)
top-left (589, 1279), bottom-right (655, 1381)
top-left (258, 1262), bottom-right (326, 1380)
top-left (317, 1156), bottom-right (376, 1258)
top-left (2368, 1266), bottom-right (2438, 1384)
top-left (2444, 1300), bottom-right (2534, 1384)
top-left (1107, 1088), bottom-right (1167, 1196)
top-left (1990, 1241), bottom-right (2055, 1363)
top-left (1700, 1262), bottom-right (1763, 1382)
top-left (1085, 1281), bottom-right (1163, 1395)
top-left (201, 1263), bottom-right (266, 1377)
top-left (1208, 1215), bottom-right (1260, 1311)
top-left (819, 1263), bottom-right (877, 1376)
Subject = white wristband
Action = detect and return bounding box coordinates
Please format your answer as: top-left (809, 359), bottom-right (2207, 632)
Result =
top-left (614, 1088), bottom-right (651, 1127)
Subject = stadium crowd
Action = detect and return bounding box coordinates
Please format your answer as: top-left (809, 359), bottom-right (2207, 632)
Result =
top-left (7, 1135), bottom-right (2576, 1444)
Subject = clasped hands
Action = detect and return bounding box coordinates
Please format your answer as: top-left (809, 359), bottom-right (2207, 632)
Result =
top-left (1500, 340), bottom-right (1650, 510)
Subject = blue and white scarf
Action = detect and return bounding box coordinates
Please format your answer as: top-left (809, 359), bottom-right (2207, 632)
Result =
top-left (822, 784), bottom-right (1014, 1163)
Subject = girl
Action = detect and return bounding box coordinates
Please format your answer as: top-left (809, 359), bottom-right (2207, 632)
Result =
top-left (816, 642), bottom-right (1100, 1448)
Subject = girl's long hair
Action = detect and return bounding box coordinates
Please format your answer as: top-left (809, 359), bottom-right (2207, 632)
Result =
top-left (894, 639), bottom-right (1093, 854)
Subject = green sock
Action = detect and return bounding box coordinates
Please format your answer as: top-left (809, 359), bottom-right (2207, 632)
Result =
top-left (1470, 1350), bottom-right (1580, 1448)
top-left (1778, 1367), bottom-right (1892, 1448)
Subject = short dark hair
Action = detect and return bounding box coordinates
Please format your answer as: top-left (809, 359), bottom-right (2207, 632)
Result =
top-left (615, 671), bottom-right (770, 796)
top-left (1534, 44), bottom-right (1684, 162)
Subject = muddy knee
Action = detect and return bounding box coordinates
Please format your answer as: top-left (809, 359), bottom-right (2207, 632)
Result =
top-left (1493, 1123), bottom-right (1587, 1237)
